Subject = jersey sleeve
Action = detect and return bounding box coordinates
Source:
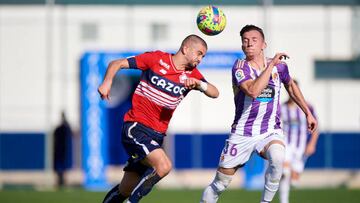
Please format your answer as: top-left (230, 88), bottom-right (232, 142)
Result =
top-left (127, 51), bottom-right (158, 71)
top-left (232, 59), bottom-right (252, 86)
top-left (278, 62), bottom-right (292, 85)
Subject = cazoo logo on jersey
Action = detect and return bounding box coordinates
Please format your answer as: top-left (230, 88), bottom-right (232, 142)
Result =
top-left (150, 76), bottom-right (186, 95)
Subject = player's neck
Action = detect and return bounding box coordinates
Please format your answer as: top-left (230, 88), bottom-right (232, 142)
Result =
top-left (171, 54), bottom-right (186, 71)
top-left (247, 55), bottom-right (265, 71)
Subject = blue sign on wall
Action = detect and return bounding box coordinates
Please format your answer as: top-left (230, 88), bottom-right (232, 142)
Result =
top-left (80, 53), bottom-right (110, 190)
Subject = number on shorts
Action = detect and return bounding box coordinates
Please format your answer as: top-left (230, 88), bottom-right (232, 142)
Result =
top-left (223, 141), bottom-right (237, 156)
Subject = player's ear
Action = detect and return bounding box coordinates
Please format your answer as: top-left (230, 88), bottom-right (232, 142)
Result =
top-left (180, 45), bottom-right (186, 54)
top-left (262, 42), bottom-right (267, 50)
top-left (181, 45), bottom-right (189, 55)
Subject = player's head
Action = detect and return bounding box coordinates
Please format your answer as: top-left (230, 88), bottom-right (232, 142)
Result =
top-left (180, 34), bottom-right (207, 69)
top-left (240, 25), bottom-right (267, 59)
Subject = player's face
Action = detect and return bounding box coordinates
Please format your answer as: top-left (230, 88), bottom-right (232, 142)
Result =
top-left (185, 43), bottom-right (207, 69)
top-left (241, 30), bottom-right (266, 58)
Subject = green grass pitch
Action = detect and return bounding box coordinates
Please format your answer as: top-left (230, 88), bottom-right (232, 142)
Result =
top-left (0, 188), bottom-right (359, 203)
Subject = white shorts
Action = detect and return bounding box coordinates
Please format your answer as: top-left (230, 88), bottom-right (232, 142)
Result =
top-left (284, 145), bottom-right (307, 173)
top-left (219, 131), bottom-right (285, 169)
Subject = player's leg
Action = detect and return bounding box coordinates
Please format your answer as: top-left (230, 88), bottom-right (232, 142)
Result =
top-left (290, 153), bottom-right (305, 187)
top-left (201, 136), bottom-right (253, 203)
top-left (102, 171), bottom-right (141, 203)
top-left (118, 121), bottom-right (167, 202)
top-left (127, 148), bottom-right (172, 203)
top-left (200, 167), bottom-right (236, 203)
top-left (279, 162), bottom-right (291, 203)
top-left (291, 171), bottom-right (301, 186)
top-left (260, 140), bottom-right (285, 203)
top-left (279, 145), bottom-right (293, 203)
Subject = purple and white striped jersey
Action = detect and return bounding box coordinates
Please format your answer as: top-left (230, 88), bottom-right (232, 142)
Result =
top-left (281, 103), bottom-right (316, 151)
top-left (231, 58), bottom-right (291, 136)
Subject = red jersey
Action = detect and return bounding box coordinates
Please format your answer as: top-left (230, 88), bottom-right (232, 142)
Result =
top-left (124, 51), bottom-right (206, 133)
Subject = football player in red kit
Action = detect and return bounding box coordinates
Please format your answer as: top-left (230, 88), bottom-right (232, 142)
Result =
top-left (98, 34), bottom-right (219, 203)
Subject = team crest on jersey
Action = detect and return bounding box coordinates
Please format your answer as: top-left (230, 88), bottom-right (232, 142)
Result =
top-left (235, 69), bottom-right (245, 81)
top-left (272, 72), bottom-right (279, 81)
top-left (179, 73), bottom-right (188, 83)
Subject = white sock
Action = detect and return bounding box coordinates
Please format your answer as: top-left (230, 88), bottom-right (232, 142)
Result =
top-left (279, 169), bottom-right (291, 203)
top-left (200, 171), bottom-right (232, 203)
top-left (261, 144), bottom-right (285, 203)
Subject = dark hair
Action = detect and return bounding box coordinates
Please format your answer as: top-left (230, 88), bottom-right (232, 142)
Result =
top-left (181, 34), bottom-right (208, 50)
top-left (240, 24), bottom-right (265, 40)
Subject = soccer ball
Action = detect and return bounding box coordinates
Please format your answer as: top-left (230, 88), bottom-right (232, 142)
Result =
top-left (196, 5), bottom-right (226, 36)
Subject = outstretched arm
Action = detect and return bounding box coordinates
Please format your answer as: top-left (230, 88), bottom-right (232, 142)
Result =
top-left (285, 80), bottom-right (317, 133)
top-left (240, 53), bottom-right (289, 99)
top-left (183, 78), bottom-right (219, 98)
top-left (98, 58), bottom-right (130, 100)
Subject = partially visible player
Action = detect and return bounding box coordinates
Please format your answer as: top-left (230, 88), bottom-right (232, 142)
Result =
top-left (279, 80), bottom-right (319, 203)
top-left (200, 25), bottom-right (317, 203)
top-left (98, 34), bottom-right (219, 203)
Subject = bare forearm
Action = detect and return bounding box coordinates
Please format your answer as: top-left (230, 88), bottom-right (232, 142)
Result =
top-left (287, 82), bottom-right (311, 116)
top-left (243, 65), bottom-right (273, 98)
top-left (203, 82), bottom-right (219, 98)
top-left (240, 53), bottom-right (289, 99)
top-left (309, 131), bottom-right (319, 145)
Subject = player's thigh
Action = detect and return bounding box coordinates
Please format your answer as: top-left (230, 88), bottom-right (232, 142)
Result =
top-left (121, 122), bottom-right (164, 162)
top-left (219, 138), bottom-right (255, 169)
top-left (143, 148), bottom-right (172, 175)
top-left (119, 171), bottom-right (141, 196)
top-left (257, 132), bottom-right (285, 158)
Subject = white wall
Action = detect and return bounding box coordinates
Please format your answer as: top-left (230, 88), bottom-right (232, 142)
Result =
top-left (0, 5), bottom-right (359, 133)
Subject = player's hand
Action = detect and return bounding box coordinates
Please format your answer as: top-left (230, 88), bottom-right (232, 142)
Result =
top-left (306, 114), bottom-right (317, 134)
top-left (184, 78), bottom-right (200, 90)
top-left (270, 53), bottom-right (289, 66)
top-left (98, 82), bottom-right (111, 100)
top-left (305, 143), bottom-right (316, 156)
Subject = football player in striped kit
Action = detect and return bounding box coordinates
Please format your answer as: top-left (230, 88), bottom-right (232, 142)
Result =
top-left (279, 80), bottom-right (319, 203)
top-left (201, 25), bottom-right (317, 203)
top-left (98, 34), bottom-right (219, 203)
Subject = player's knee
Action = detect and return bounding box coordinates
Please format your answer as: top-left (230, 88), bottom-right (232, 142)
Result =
top-left (156, 159), bottom-right (172, 177)
top-left (211, 171), bottom-right (232, 194)
top-left (268, 144), bottom-right (285, 165)
top-left (267, 144), bottom-right (285, 176)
